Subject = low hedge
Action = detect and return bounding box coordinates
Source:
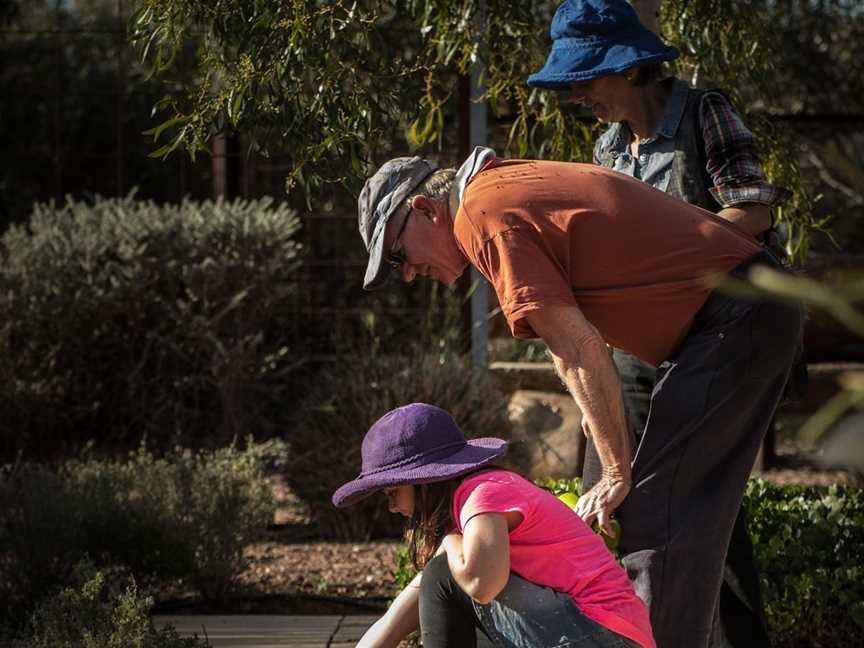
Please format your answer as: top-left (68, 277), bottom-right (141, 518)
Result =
top-left (0, 193), bottom-right (303, 460)
top-left (538, 477), bottom-right (863, 647)
top-left (0, 441), bottom-right (276, 622)
top-left (745, 478), bottom-right (864, 647)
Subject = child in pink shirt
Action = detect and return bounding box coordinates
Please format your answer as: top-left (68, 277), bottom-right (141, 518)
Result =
top-left (332, 403), bottom-right (654, 648)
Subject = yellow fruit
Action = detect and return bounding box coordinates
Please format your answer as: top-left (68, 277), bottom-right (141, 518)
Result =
top-left (599, 519), bottom-right (622, 551)
top-left (557, 492), bottom-right (579, 509)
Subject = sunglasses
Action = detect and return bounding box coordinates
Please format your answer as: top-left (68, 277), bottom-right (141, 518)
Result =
top-left (385, 200), bottom-right (414, 270)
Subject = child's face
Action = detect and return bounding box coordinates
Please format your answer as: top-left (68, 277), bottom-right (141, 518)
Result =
top-left (383, 485), bottom-right (415, 517)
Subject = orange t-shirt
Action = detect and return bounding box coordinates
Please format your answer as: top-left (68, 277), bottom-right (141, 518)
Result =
top-left (453, 158), bottom-right (761, 366)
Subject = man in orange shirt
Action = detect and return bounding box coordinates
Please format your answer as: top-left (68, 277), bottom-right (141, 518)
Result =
top-left (357, 147), bottom-right (803, 648)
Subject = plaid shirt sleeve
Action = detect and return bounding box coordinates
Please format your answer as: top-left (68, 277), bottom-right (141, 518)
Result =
top-left (700, 92), bottom-right (790, 208)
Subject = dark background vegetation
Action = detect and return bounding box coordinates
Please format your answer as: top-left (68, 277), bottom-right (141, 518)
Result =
top-left (0, 1), bottom-right (863, 646)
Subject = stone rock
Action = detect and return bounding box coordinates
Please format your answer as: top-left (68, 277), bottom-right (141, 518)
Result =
top-left (504, 390), bottom-right (585, 479)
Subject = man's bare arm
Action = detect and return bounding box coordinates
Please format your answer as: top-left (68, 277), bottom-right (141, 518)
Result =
top-left (717, 203), bottom-right (772, 237)
top-left (526, 305), bottom-right (631, 533)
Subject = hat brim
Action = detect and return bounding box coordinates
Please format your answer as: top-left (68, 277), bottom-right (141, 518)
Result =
top-left (363, 216), bottom-right (392, 290)
top-left (528, 40), bottom-right (679, 90)
top-left (332, 437), bottom-right (508, 508)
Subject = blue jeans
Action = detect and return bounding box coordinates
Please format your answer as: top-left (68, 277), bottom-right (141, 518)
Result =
top-left (419, 554), bottom-right (639, 648)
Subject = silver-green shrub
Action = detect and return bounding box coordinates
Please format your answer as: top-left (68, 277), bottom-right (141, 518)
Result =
top-left (0, 442), bottom-right (276, 617)
top-left (0, 193), bottom-right (303, 459)
top-left (7, 562), bottom-right (210, 648)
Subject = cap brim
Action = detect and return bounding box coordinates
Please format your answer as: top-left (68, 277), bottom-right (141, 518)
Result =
top-left (332, 438), bottom-right (508, 508)
top-left (363, 216), bottom-right (391, 291)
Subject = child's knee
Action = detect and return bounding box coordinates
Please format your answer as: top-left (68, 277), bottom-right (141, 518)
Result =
top-left (420, 553), bottom-right (455, 600)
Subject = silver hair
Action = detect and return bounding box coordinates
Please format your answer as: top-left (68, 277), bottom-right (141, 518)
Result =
top-left (414, 168), bottom-right (456, 202)
top-left (395, 168), bottom-right (456, 218)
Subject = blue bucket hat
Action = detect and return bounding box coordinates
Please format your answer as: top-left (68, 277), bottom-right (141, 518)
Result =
top-left (528, 0), bottom-right (679, 90)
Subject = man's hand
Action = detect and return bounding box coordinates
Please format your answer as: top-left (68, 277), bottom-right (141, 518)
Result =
top-left (575, 471), bottom-right (630, 536)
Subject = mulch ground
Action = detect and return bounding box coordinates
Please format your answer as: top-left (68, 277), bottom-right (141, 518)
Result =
top-left (155, 439), bottom-right (857, 616)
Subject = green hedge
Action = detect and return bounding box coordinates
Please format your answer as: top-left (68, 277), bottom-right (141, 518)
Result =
top-left (745, 478), bottom-right (864, 647)
top-left (0, 442), bottom-right (276, 622)
top-left (0, 193), bottom-right (303, 460)
top-left (540, 477), bottom-right (863, 647)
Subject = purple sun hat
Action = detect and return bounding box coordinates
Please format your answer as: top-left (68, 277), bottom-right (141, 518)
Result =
top-left (332, 403), bottom-right (508, 508)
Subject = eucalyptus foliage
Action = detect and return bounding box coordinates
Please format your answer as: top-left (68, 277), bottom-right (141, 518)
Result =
top-left (129, 0), bottom-right (844, 258)
top-left (722, 265), bottom-right (864, 461)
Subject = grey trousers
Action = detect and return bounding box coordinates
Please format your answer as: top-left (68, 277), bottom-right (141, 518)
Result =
top-left (607, 254), bottom-right (803, 648)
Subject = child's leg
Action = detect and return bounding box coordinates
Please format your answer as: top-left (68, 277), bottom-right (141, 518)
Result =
top-left (473, 572), bottom-right (637, 648)
top-left (421, 554), bottom-right (636, 648)
top-left (419, 554), bottom-right (482, 648)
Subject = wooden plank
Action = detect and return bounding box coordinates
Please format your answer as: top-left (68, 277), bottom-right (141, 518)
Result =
top-left (331, 615), bottom-right (379, 643)
top-left (153, 614), bottom-right (493, 647)
top-left (153, 615), bottom-right (352, 647)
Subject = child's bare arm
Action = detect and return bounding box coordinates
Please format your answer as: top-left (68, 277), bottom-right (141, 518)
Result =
top-left (356, 572), bottom-right (421, 648)
top-left (443, 512), bottom-right (511, 604)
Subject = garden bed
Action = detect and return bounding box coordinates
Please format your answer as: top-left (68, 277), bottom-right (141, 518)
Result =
top-left (153, 437), bottom-right (857, 617)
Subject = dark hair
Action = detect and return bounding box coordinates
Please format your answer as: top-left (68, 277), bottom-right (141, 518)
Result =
top-left (629, 62), bottom-right (663, 86)
top-left (404, 467), bottom-right (496, 570)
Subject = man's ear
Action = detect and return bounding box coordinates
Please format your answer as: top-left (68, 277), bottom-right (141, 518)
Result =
top-left (413, 195), bottom-right (450, 224)
top-left (411, 195), bottom-right (437, 220)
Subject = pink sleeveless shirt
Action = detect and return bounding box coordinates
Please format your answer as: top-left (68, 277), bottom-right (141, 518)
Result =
top-left (453, 470), bottom-right (655, 648)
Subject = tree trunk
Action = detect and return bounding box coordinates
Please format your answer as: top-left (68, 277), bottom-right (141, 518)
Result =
top-left (629, 0), bottom-right (662, 35)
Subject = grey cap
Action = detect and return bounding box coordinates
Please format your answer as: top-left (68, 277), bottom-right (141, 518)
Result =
top-left (358, 156), bottom-right (437, 290)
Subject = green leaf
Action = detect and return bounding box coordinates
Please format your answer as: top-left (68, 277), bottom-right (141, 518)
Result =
top-left (147, 143), bottom-right (177, 159)
top-left (142, 115), bottom-right (189, 142)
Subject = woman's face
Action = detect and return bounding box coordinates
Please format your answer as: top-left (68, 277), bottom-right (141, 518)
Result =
top-left (383, 485), bottom-right (415, 517)
top-left (569, 74), bottom-right (636, 124)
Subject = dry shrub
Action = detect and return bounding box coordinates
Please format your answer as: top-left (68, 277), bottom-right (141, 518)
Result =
top-left (288, 348), bottom-right (510, 540)
top-left (0, 442), bottom-right (275, 618)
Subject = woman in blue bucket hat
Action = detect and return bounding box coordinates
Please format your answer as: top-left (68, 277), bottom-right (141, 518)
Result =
top-left (529, 2), bottom-right (789, 647)
top-left (334, 403), bottom-right (654, 647)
